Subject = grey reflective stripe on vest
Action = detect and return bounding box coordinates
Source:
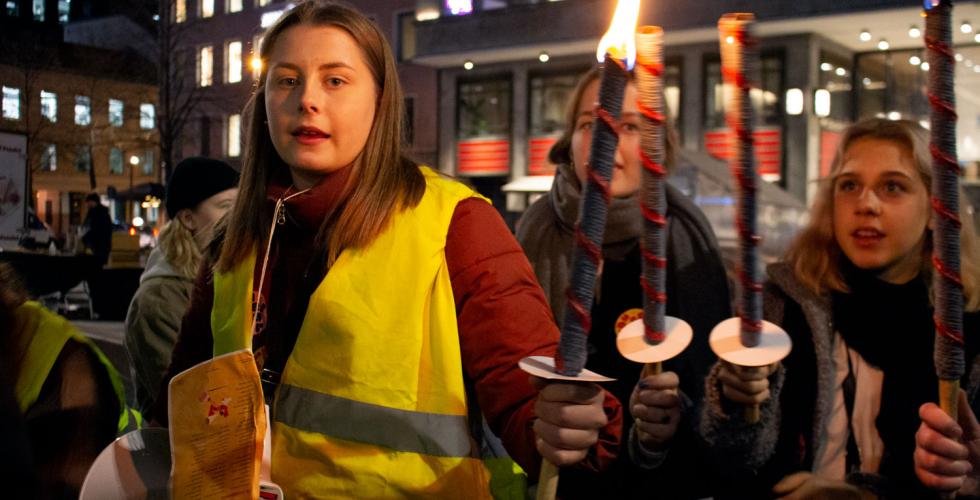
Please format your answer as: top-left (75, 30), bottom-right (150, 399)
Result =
top-left (275, 383), bottom-right (475, 458)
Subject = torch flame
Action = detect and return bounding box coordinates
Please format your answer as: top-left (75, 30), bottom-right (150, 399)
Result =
top-left (596, 0), bottom-right (640, 69)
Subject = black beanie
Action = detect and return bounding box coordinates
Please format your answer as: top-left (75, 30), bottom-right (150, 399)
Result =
top-left (166, 157), bottom-right (240, 218)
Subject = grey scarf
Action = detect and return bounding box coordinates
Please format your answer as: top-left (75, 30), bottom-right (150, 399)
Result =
top-left (516, 161), bottom-right (644, 321)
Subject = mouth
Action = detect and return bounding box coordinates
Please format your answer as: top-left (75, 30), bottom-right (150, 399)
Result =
top-left (851, 227), bottom-right (884, 246)
top-left (291, 126), bottom-right (331, 144)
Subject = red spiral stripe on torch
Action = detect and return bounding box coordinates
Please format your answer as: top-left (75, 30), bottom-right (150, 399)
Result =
top-left (636, 26), bottom-right (668, 348)
top-left (556, 52), bottom-right (629, 375)
top-left (925, 0), bottom-right (965, 383)
top-left (720, 14), bottom-right (763, 348)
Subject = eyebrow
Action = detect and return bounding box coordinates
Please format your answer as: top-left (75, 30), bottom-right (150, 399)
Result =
top-left (834, 169), bottom-right (915, 180)
top-left (269, 61), bottom-right (355, 72)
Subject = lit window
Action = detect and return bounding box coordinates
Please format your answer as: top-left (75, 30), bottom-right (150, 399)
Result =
top-left (109, 99), bottom-right (124, 127)
top-left (227, 0), bottom-right (242, 13)
top-left (226, 41), bottom-right (242, 83)
top-left (109, 148), bottom-right (124, 174)
top-left (198, 46), bottom-right (214, 87)
top-left (445, 0), bottom-right (473, 16)
top-left (75, 145), bottom-right (91, 172)
top-left (33, 0), bottom-right (44, 21)
top-left (140, 103), bottom-right (155, 129)
top-left (6, 1), bottom-right (18, 17)
top-left (41, 91), bottom-right (57, 122)
top-left (75, 96), bottom-right (91, 125)
top-left (200, 0), bottom-right (213, 18)
top-left (142, 150), bottom-right (155, 175)
top-left (41, 144), bottom-right (56, 171)
top-left (227, 114), bottom-right (241, 157)
top-left (175, 0), bottom-right (186, 22)
top-left (256, 0), bottom-right (271, 6)
top-left (2, 86), bottom-right (20, 120)
top-left (57, 0), bottom-right (68, 23)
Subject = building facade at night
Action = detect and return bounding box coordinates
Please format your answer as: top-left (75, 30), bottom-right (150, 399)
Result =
top-left (1, 2), bottom-right (160, 240)
top-left (409, 0), bottom-right (980, 212)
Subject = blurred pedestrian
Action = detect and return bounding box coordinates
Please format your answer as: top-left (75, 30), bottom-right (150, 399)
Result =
top-left (81, 193), bottom-right (112, 266)
top-left (124, 157), bottom-right (239, 417)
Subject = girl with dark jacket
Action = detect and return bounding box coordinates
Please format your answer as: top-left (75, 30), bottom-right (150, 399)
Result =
top-left (701, 118), bottom-right (980, 499)
top-left (517, 67), bottom-right (732, 499)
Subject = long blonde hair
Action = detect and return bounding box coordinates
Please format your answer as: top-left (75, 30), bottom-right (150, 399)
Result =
top-left (216, 1), bottom-right (424, 272)
top-left (157, 219), bottom-right (202, 278)
top-left (785, 118), bottom-right (980, 311)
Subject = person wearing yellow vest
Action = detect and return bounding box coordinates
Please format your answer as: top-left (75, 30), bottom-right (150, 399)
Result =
top-left (0, 263), bottom-right (135, 499)
top-left (156, 2), bottom-right (623, 498)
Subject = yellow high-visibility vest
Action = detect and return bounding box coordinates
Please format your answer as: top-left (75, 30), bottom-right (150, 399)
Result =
top-left (212, 167), bottom-right (512, 498)
top-left (13, 301), bottom-right (138, 434)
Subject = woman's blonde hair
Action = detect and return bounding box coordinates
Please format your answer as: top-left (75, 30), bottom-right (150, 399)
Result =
top-left (216, 1), bottom-right (424, 272)
top-left (785, 118), bottom-right (980, 310)
top-left (547, 66), bottom-right (677, 174)
top-left (157, 218), bottom-right (202, 278)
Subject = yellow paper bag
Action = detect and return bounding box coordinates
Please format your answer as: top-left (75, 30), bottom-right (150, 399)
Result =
top-left (168, 349), bottom-right (265, 499)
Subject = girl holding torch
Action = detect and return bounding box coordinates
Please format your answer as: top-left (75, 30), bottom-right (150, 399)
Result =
top-left (155, 2), bottom-right (620, 497)
top-left (517, 66), bottom-right (731, 499)
top-left (701, 118), bottom-right (980, 498)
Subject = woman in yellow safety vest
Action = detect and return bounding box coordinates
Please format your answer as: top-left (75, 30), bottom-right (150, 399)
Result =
top-left (1, 264), bottom-right (134, 498)
top-left (157, 1), bottom-right (623, 498)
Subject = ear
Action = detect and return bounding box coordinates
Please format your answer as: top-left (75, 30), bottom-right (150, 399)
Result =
top-left (177, 209), bottom-right (197, 233)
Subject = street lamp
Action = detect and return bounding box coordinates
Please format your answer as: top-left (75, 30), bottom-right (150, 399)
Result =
top-left (129, 154), bottom-right (140, 226)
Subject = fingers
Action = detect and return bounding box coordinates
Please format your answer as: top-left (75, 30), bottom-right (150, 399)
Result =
top-left (533, 380), bottom-right (608, 467)
top-left (920, 402), bottom-right (964, 440)
top-left (914, 446), bottom-right (973, 476)
top-left (638, 371), bottom-right (679, 392)
top-left (915, 464), bottom-right (967, 492)
top-left (536, 436), bottom-right (588, 466)
top-left (916, 418), bottom-right (971, 461)
top-left (718, 362), bottom-right (773, 405)
top-left (534, 379), bottom-right (604, 405)
top-left (771, 472), bottom-right (810, 496)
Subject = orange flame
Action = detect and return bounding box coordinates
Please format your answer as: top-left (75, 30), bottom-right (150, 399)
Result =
top-left (596, 0), bottom-right (640, 69)
top-left (129, 227), bottom-right (136, 236)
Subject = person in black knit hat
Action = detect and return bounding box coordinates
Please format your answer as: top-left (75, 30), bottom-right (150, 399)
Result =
top-left (124, 157), bottom-right (239, 416)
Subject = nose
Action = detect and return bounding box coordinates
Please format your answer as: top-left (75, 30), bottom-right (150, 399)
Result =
top-left (855, 187), bottom-right (881, 215)
top-left (297, 82), bottom-right (320, 114)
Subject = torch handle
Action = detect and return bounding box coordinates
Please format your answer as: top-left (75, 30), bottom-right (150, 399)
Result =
top-left (535, 459), bottom-right (559, 500)
top-left (641, 362), bottom-right (662, 378)
top-left (939, 379), bottom-right (960, 419)
top-left (745, 404), bottom-right (760, 424)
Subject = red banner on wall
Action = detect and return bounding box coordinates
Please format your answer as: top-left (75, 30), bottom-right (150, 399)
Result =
top-left (528, 135), bottom-right (559, 176)
top-left (457, 138), bottom-right (510, 175)
top-left (704, 127), bottom-right (782, 181)
top-left (819, 129), bottom-right (842, 178)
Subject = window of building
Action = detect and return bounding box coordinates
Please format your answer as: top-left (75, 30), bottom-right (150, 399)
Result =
top-left (457, 78), bottom-right (511, 175)
top-left (41, 144), bottom-right (56, 171)
top-left (40, 90), bottom-right (57, 122)
top-left (140, 103), bottom-right (155, 129)
top-left (664, 58), bottom-right (683, 137)
top-left (57, 0), bottom-right (69, 23)
top-left (108, 99), bottom-right (124, 127)
top-left (175, 0), bottom-right (186, 22)
top-left (75, 95), bottom-right (91, 125)
top-left (198, 46), bottom-right (214, 87)
top-left (6, 0), bottom-right (18, 17)
top-left (226, 40), bottom-right (243, 84)
top-left (200, 0), bottom-right (214, 18)
top-left (856, 49), bottom-right (929, 122)
top-left (33, 0), bottom-right (44, 21)
top-left (227, 0), bottom-right (242, 13)
top-left (75, 145), bottom-right (91, 172)
top-left (527, 72), bottom-right (579, 175)
top-left (704, 53), bottom-right (784, 130)
top-left (2, 86), bottom-right (20, 120)
top-left (444, 0), bottom-right (473, 16)
top-left (109, 148), bottom-right (123, 174)
top-left (142, 150), bottom-right (155, 176)
top-left (227, 114), bottom-right (241, 157)
top-left (397, 11), bottom-right (416, 62)
top-left (256, 0), bottom-right (271, 6)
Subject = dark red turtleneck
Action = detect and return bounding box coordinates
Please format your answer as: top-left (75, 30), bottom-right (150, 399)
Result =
top-left (156, 165), bottom-right (622, 476)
